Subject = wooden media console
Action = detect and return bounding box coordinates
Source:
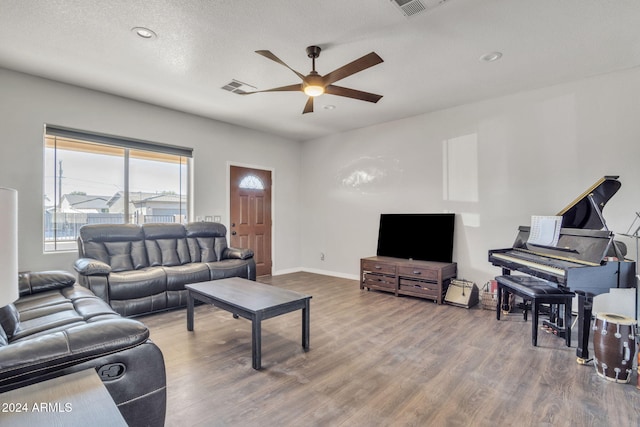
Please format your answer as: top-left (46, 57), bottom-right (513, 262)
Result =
top-left (360, 256), bottom-right (457, 304)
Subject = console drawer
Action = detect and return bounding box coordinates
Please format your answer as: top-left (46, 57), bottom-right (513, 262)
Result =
top-left (363, 273), bottom-right (396, 290)
top-left (399, 278), bottom-right (438, 292)
top-left (398, 266), bottom-right (438, 281)
top-left (398, 278), bottom-right (440, 300)
top-left (362, 260), bottom-right (396, 275)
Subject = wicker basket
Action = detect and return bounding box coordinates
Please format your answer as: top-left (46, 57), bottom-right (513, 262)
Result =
top-left (480, 282), bottom-right (497, 311)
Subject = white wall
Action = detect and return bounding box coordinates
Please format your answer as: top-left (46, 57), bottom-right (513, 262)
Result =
top-left (2, 66), bottom-right (640, 285)
top-left (301, 67), bottom-right (640, 284)
top-left (0, 68), bottom-right (302, 274)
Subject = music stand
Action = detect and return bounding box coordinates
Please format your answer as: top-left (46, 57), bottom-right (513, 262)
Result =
top-left (624, 211), bottom-right (640, 234)
top-left (620, 211), bottom-right (640, 322)
top-left (621, 212), bottom-right (640, 271)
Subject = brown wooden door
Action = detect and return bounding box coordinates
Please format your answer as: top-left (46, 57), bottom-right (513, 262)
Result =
top-left (229, 166), bottom-right (272, 276)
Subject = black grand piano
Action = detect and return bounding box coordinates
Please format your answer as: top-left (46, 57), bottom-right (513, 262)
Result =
top-left (488, 176), bottom-right (636, 363)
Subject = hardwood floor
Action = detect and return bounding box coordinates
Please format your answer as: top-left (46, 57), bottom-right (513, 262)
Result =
top-left (139, 272), bottom-right (640, 427)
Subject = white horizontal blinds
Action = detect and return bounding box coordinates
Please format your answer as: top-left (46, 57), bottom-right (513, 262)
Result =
top-left (45, 125), bottom-right (193, 158)
top-left (43, 125), bottom-right (190, 252)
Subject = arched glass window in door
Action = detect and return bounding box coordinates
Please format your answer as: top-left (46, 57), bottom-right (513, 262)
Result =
top-left (239, 174), bottom-right (265, 190)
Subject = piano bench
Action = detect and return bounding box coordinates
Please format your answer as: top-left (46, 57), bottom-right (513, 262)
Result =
top-left (495, 275), bottom-right (574, 347)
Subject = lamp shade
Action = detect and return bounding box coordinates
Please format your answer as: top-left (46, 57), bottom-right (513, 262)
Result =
top-left (0, 188), bottom-right (18, 307)
top-left (303, 85), bottom-right (325, 97)
top-left (303, 74), bottom-right (325, 97)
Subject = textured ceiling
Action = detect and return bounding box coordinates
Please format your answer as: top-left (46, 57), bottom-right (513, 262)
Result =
top-left (1, 0), bottom-right (640, 141)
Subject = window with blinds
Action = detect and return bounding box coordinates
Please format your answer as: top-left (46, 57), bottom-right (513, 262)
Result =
top-left (44, 125), bottom-right (192, 252)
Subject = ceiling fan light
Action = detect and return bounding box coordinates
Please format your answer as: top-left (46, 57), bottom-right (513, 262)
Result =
top-left (304, 85), bottom-right (325, 97)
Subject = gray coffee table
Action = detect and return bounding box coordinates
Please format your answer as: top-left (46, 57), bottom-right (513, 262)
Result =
top-left (186, 277), bottom-right (311, 369)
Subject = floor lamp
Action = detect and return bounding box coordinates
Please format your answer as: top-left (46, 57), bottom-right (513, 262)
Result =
top-left (0, 187), bottom-right (19, 308)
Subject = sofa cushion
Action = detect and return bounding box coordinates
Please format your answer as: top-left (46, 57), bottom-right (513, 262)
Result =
top-left (145, 238), bottom-right (191, 267)
top-left (185, 221), bottom-right (227, 238)
top-left (162, 264), bottom-right (211, 290)
top-left (11, 289), bottom-right (133, 333)
top-left (10, 288), bottom-right (91, 341)
top-left (15, 292), bottom-right (73, 314)
top-left (108, 241), bottom-right (136, 271)
top-left (11, 310), bottom-right (84, 342)
top-left (15, 301), bottom-right (75, 322)
top-left (185, 222), bottom-right (227, 262)
top-left (86, 241), bottom-right (147, 272)
top-left (110, 294), bottom-right (168, 317)
top-left (19, 270), bottom-right (76, 296)
top-left (187, 237), bottom-right (217, 263)
top-left (61, 284), bottom-right (102, 301)
top-left (79, 224), bottom-right (148, 271)
top-left (73, 296), bottom-right (122, 320)
top-left (143, 223), bottom-right (191, 266)
top-left (1, 317), bottom-right (149, 379)
top-left (108, 268), bottom-right (167, 301)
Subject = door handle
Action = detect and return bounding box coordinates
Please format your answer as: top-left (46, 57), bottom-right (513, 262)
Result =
top-left (231, 231), bottom-right (237, 235)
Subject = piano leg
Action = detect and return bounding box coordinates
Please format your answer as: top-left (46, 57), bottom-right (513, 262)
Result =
top-left (496, 284), bottom-right (502, 320)
top-left (576, 290), bottom-right (594, 365)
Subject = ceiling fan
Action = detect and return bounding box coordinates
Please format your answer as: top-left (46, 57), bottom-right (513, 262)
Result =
top-left (242, 46), bottom-right (384, 114)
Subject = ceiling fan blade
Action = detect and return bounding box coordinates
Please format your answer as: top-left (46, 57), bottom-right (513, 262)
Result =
top-left (322, 52), bottom-right (383, 86)
top-left (325, 85), bottom-right (383, 103)
top-left (255, 50), bottom-right (306, 81)
top-left (302, 97), bottom-right (314, 114)
top-left (241, 83), bottom-right (303, 95)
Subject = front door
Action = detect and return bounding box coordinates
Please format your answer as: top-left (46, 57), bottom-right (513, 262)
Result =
top-left (229, 166), bottom-right (272, 276)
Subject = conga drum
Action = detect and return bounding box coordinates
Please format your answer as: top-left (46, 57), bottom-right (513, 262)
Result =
top-left (592, 313), bottom-right (637, 383)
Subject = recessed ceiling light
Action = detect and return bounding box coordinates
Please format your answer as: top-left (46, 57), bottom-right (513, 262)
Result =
top-left (131, 27), bottom-right (157, 39)
top-left (323, 105), bottom-right (336, 110)
top-left (479, 51), bottom-right (502, 62)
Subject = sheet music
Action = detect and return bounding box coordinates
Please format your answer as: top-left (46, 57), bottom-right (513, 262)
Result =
top-left (528, 215), bottom-right (562, 247)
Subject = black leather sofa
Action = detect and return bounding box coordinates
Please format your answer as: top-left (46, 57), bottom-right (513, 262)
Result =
top-left (0, 270), bottom-right (166, 426)
top-left (74, 222), bottom-right (256, 317)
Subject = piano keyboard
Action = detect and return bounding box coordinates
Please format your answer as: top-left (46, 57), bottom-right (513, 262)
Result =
top-left (491, 252), bottom-right (566, 277)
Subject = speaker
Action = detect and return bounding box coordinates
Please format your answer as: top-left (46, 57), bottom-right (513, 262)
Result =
top-left (445, 279), bottom-right (479, 309)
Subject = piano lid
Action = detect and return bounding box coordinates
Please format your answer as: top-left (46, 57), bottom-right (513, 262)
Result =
top-left (556, 176), bottom-right (621, 229)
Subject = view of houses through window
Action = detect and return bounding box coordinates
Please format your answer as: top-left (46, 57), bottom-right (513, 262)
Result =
top-left (44, 129), bottom-right (190, 252)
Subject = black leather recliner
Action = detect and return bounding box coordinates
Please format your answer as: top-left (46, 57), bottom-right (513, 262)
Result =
top-left (0, 271), bottom-right (166, 426)
top-left (74, 222), bottom-right (256, 317)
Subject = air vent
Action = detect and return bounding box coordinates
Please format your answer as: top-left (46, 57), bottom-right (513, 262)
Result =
top-left (221, 79), bottom-right (256, 95)
top-left (390, 0), bottom-right (451, 17)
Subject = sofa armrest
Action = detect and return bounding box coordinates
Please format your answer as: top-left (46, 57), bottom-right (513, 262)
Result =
top-left (222, 247), bottom-right (254, 260)
top-left (74, 258), bottom-right (112, 276)
top-left (18, 270), bottom-right (77, 297)
top-left (0, 318), bottom-right (149, 387)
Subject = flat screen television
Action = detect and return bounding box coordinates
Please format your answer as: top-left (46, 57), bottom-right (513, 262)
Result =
top-left (376, 213), bottom-right (455, 263)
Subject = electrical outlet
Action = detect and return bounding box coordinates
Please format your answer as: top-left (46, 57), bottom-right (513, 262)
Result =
top-left (320, 252), bottom-right (325, 261)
